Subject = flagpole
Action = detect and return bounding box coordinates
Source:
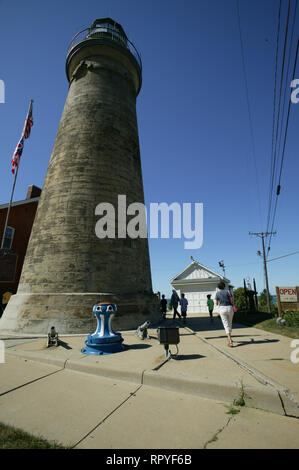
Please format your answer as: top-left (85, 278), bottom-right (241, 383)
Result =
top-left (0, 99), bottom-right (33, 250)
top-left (0, 166), bottom-right (19, 250)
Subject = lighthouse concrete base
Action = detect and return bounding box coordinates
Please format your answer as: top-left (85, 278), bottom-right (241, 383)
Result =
top-left (0, 292), bottom-right (160, 335)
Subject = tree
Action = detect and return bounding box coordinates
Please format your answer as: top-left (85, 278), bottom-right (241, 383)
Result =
top-left (258, 289), bottom-right (276, 313)
top-left (233, 287), bottom-right (247, 311)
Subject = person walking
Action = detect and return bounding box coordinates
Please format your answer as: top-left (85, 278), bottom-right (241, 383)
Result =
top-left (207, 294), bottom-right (214, 323)
top-left (160, 294), bottom-right (167, 320)
top-left (215, 282), bottom-right (234, 347)
top-left (170, 289), bottom-right (181, 320)
top-left (179, 293), bottom-right (188, 324)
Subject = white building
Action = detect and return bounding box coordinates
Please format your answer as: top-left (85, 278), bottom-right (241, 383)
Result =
top-left (170, 261), bottom-right (231, 314)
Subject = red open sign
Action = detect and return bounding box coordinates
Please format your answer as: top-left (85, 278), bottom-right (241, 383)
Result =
top-left (279, 287), bottom-right (298, 302)
top-left (280, 288), bottom-right (296, 296)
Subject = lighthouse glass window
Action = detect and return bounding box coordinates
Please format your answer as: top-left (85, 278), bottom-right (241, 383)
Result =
top-left (92, 22), bottom-right (126, 46)
top-left (3, 226), bottom-right (14, 250)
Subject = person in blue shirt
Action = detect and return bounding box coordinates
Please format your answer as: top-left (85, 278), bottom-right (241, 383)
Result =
top-left (215, 281), bottom-right (234, 347)
top-left (179, 293), bottom-right (188, 324)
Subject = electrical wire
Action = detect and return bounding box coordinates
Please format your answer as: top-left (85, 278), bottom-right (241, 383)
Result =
top-left (277, 37), bottom-right (299, 185)
top-left (267, 37), bottom-right (299, 252)
top-left (267, 250), bottom-right (299, 262)
top-left (277, 0), bottom-right (298, 166)
top-left (267, 0), bottom-right (282, 236)
top-left (266, 0), bottom-right (291, 244)
top-left (236, 0), bottom-right (263, 230)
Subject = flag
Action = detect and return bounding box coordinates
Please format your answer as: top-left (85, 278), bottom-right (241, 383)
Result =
top-left (22, 102), bottom-right (33, 139)
top-left (11, 137), bottom-right (24, 175)
top-left (11, 100), bottom-right (33, 174)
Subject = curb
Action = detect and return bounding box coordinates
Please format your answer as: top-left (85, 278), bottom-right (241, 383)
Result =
top-left (142, 370), bottom-right (285, 416)
top-left (66, 358), bottom-right (142, 384)
top-left (6, 348), bottom-right (295, 417)
top-left (183, 327), bottom-right (299, 418)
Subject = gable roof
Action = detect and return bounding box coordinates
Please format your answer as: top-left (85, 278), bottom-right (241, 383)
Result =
top-left (0, 196), bottom-right (40, 210)
top-left (170, 261), bottom-right (230, 285)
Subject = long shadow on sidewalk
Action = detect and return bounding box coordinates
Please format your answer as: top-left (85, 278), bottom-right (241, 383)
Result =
top-left (172, 354), bottom-right (206, 361)
top-left (173, 315), bottom-right (281, 348)
top-left (183, 315), bottom-right (248, 332)
top-left (232, 339), bottom-right (279, 348)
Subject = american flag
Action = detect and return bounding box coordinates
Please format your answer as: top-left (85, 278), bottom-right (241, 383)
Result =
top-left (22, 102), bottom-right (33, 139)
top-left (11, 137), bottom-right (24, 175)
top-left (11, 100), bottom-right (33, 174)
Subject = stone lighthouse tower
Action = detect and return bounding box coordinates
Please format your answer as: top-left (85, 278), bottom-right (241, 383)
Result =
top-left (0, 18), bottom-right (160, 334)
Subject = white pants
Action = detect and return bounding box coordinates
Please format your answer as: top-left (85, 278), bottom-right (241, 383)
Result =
top-left (219, 306), bottom-right (234, 334)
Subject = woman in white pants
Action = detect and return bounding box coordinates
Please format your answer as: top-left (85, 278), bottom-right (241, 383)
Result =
top-left (215, 282), bottom-right (234, 347)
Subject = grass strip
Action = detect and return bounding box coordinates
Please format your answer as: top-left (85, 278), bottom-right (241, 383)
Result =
top-left (0, 422), bottom-right (67, 449)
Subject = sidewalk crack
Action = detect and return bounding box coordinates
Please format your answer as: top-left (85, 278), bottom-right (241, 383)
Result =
top-left (203, 415), bottom-right (234, 449)
top-left (0, 368), bottom-right (65, 398)
top-left (71, 384), bottom-right (143, 448)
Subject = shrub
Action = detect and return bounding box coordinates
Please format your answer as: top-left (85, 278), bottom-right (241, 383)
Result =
top-left (233, 287), bottom-right (247, 311)
top-left (282, 311), bottom-right (299, 328)
top-left (258, 289), bottom-right (277, 314)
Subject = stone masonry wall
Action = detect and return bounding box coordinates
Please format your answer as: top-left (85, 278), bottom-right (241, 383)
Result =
top-left (18, 55), bottom-right (153, 295)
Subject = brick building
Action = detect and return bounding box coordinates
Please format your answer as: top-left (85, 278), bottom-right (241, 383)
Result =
top-left (0, 185), bottom-right (41, 300)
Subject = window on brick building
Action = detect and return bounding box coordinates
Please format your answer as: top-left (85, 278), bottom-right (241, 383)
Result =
top-left (3, 226), bottom-right (14, 250)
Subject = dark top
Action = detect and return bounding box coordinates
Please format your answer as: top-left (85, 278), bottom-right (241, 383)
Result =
top-left (215, 290), bottom-right (232, 306)
top-left (171, 292), bottom-right (179, 308)
top-left (160, 299), bottom-right (167, 311)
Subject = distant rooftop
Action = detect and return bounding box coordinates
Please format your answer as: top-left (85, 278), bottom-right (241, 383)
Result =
top-left (0, 185), bottom-right (41, 209)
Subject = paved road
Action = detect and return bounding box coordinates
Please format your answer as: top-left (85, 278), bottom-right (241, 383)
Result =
top-left (0, 314), bottom-right (298, 449)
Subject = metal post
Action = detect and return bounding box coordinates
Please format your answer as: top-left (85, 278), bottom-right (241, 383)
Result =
top-left (1, 99), bottom-right (33, 250)
top-left (0, 164), bottom-right (19, 249)
top-left (243, 278), bottom-right (249, 311)
top-left (253, 278), bottom-right (258, 311)
top-left (276, 286), bottom-right (282, 318)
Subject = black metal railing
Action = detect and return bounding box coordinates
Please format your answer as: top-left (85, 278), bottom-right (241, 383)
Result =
top-left (67, 26), bottom-right (142, 70)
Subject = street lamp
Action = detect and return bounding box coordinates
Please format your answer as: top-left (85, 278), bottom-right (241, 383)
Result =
top-left (218, 260), bottom-right (226, 277)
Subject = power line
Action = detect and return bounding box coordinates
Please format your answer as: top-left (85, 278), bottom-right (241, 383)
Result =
top-left (277, 0), bottom-right (298, 164)
top-left (236, 0), bottom-right (263, 230)
top-left (267, 37), bottom-right (299, 253)
top-left (268, 250), bottom-right (299, 262)
top-left (277, 37), bottom-right (299, 184)
top-left (267, 0), bottom-right (282, 235)
top-left (266, 0), bottom-right (291, 239)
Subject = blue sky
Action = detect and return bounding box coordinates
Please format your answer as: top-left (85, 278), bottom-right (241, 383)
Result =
top-left (0, 0), bottom-right (298, 297)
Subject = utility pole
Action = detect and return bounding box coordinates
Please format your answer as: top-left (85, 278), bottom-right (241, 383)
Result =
top-left (249, 232), bottom-right (276, 314)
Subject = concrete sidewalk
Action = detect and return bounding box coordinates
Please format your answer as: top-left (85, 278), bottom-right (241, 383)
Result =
top-left (0, 314), bottom-right (298, 448)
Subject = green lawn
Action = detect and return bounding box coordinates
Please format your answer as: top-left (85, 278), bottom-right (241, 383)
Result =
top-left (0, 422), bottom-right (67, 449)
top-left (233, 311), bottom-right (299, 339)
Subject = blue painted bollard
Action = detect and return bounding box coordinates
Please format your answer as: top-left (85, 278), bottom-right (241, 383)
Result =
top-left (81, 303), bottom-right (125, 355)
